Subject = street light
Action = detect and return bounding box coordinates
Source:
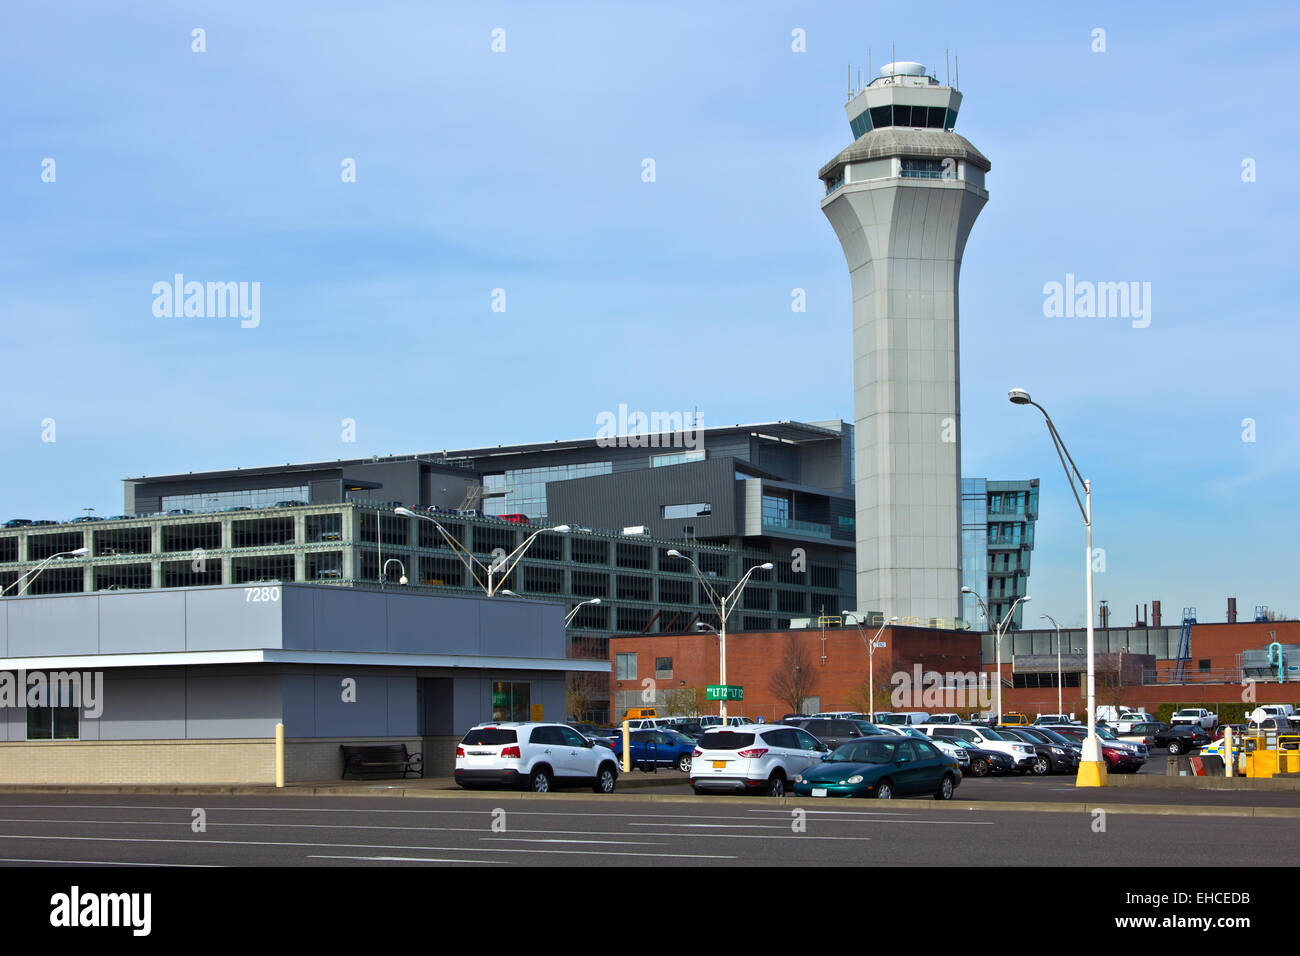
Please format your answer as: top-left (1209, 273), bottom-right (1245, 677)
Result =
top-left (844, 612), bottom-right (899, 720)
top-left (962, 587), bottom-right (1030, 720)
top-left (667, 549), bottom-right (772, 722)
top-left (381, 558), bottom-right (408, 587)
top-left (395, 507), bottom-right (569, 596)
top-left (1009, 387), bottom-right (1104, 787)
top-left (564, 597), bottom-right (601, 627)
top-left (1041, 612), bottom-right (1064, 717)
top-left (2, 548), bottom-right (90, 597)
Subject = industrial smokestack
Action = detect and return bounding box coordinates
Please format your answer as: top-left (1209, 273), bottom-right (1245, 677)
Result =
top-left (1152, 600), bottom-right (1162, 628)
top-left (1228, 597), bottom-right (1237, 624)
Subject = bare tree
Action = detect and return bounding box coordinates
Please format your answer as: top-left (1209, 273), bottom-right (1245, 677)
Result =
top-left (769, 634), bottom-right (818, 715)
top-left (566, 671), bottom-right (604, 722)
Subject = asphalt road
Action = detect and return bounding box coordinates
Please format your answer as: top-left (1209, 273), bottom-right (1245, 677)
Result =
top-left (0, 789), bottom-right (1296, 867)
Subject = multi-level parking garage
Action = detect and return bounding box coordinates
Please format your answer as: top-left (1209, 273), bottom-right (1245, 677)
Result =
top-left (0, 505), bottom-right (850, 637)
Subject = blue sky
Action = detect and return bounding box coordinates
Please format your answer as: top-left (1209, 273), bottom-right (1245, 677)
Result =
top-left (2, 1), bottom-right (1297, 627)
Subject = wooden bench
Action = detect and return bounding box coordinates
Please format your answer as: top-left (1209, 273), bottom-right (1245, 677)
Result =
top-left (340, 744), bottom-right (424, 779)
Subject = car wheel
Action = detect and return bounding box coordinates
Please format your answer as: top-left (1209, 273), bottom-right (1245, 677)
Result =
top-left (677, 754), bottom-right (692, 774)
top-left (875, 779), bottom-right (894, 799)
top-left (766, 772), bottom-right (786, 797)
top-left (934, 773), bottom-right (956, 800)
top-left (1167, 741), bottom-right (1182, 755)
top-left (971, 758), bottom-right (990, 778)
top-left (529, 767), bottom-right (552, 793)
top-left (592, 764), bottom-right (616, 794)
top-left (1032, 755), bottom-right (1050, 775)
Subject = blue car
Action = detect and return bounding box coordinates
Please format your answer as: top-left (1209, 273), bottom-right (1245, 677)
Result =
top-left (612, 729), bottom-right (696, 773)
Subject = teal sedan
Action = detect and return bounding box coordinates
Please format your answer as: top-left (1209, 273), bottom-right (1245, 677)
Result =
top-left (791, 736), bottom-right (962, 800)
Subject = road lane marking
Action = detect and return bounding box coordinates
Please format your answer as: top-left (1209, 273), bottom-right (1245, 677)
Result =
top-left (0, 833), bottom-right (736, 860)
top-left (0, 857), bottom-right (219, 867)
top-left (309, 855), bottom-right (511, 864)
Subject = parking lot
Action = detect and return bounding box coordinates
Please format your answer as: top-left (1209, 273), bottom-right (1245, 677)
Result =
top-left (0, 790), bottom-right (1297, 867)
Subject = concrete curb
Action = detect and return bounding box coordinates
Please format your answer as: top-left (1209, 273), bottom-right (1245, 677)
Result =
top-left (1, 782), bottom-right (1298, 818)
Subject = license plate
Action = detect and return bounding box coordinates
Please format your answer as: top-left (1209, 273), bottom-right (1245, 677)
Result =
top-left (712, 760), bottom-right (727, 769)
top-left (812, 788), bottom-right (828, 797)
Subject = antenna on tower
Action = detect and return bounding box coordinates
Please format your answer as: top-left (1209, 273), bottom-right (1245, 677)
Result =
top-left (868, 48), bottom-right (871, 83)
top-left (847, 63), bottom-right (851, 99)
top-left (946, 48), bottom-right (950, 86)
top-left (955, 54), bottom-right (959, 90)
top-left (891, 43), bottom-right (895, 78)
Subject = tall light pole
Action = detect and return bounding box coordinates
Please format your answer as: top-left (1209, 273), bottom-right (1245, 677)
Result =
top-left (844, 612), bottom-right (898, 720)
top-left (395, 507), bottom-right (569, 596)
top-left (1041, 612), bottom-right (1063, 717)
top-left (564, 597), bottom-right (601, 627)
top-left (1009, 387), bottom-right (1104, 786)
top-left (961, 587), bottom-right (1030, 720)
top-left (668, 549), bottom-right (772, 723)
top-left (3, 548), bottom-right (90, 597)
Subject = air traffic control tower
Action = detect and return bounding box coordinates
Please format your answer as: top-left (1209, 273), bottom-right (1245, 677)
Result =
top-left (819, 60), bottom-right (990, 623)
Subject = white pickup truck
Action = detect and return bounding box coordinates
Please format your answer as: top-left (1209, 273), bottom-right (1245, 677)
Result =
top-left (1170, 707), bottom-right (1218, 732)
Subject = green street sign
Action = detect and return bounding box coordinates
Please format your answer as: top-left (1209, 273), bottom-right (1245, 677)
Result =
top-left (706, 684), bottom-right (744, 701)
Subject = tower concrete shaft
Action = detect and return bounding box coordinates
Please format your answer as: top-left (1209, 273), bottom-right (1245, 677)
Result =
top-left (819, 60), bottom-right (989, 623)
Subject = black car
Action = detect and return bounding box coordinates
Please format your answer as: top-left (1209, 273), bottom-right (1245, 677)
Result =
top-left (1154, 724), bottom-right (1210, 754)
top-left (665, 720), bottom-right (706, 740)
top-left (797, 718), bottom-right (874, 751)
top-left (934, 735), bottom-right (1013, 776)
top-left (3, 519), bottom-right (32, 528)
top-left (999, 726), bottom-right (1078, 774)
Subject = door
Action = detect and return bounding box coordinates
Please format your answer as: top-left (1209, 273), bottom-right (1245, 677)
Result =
top-left (891, 740), bottom-right (926, 795)
top-left (556, 725), bottom-right (594, 779)
top-left (789, 728), bottom-right (827, 775)
top-left (912, 739), bottom-right (947, 793)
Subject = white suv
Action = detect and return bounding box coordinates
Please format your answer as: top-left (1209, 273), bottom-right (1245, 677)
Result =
top-left (455, 722), bottom-right (621, 793)
top-left (690, 724), bottom-right (829, 796)
top-left (917, 724), bottom-right (1037, 773)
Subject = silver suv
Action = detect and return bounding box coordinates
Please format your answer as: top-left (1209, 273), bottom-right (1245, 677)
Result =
top-left (455, 722), bottom-right (621, 793)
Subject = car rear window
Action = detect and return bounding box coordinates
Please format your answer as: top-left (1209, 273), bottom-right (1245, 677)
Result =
top-left (698, 731), bottom-right (756, 752)
top-left (461, 728), bottom-right (518, 745)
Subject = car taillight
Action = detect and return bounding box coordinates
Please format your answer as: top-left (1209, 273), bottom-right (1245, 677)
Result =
top-left (737, 748), bottom-right (768, 758)
top-left (455, 745), bottom-right (465, 758)
top-left (692, 748), bottom-right (702, 757)
top-left (501, 745), bottom-right (522, 759)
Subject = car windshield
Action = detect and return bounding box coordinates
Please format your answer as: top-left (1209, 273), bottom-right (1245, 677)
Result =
top-left (851, 721), bottom-right (880, 734)
top-left (1016, 729), bottom-right (1049, 743)
top-left (979, 729), bottom-right (1006, 741)
top-left (1095, 727), bottom-right (1119, 740)
top-left (1176, 710), bottom-right (1200, 717)
top-left (900, 727), bottom-right (927, 738)
top-left (832, 739), bottom-right (898, 764)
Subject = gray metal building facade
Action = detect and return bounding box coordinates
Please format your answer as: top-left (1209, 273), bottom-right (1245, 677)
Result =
top-left (0, 583), bottom-right (591, 784)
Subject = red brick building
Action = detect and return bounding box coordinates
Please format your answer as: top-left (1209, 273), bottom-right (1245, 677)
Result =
top-left (609, 625), bottom-right (981, 722)
top-left (608, 619), bottom-right (1300, 722)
